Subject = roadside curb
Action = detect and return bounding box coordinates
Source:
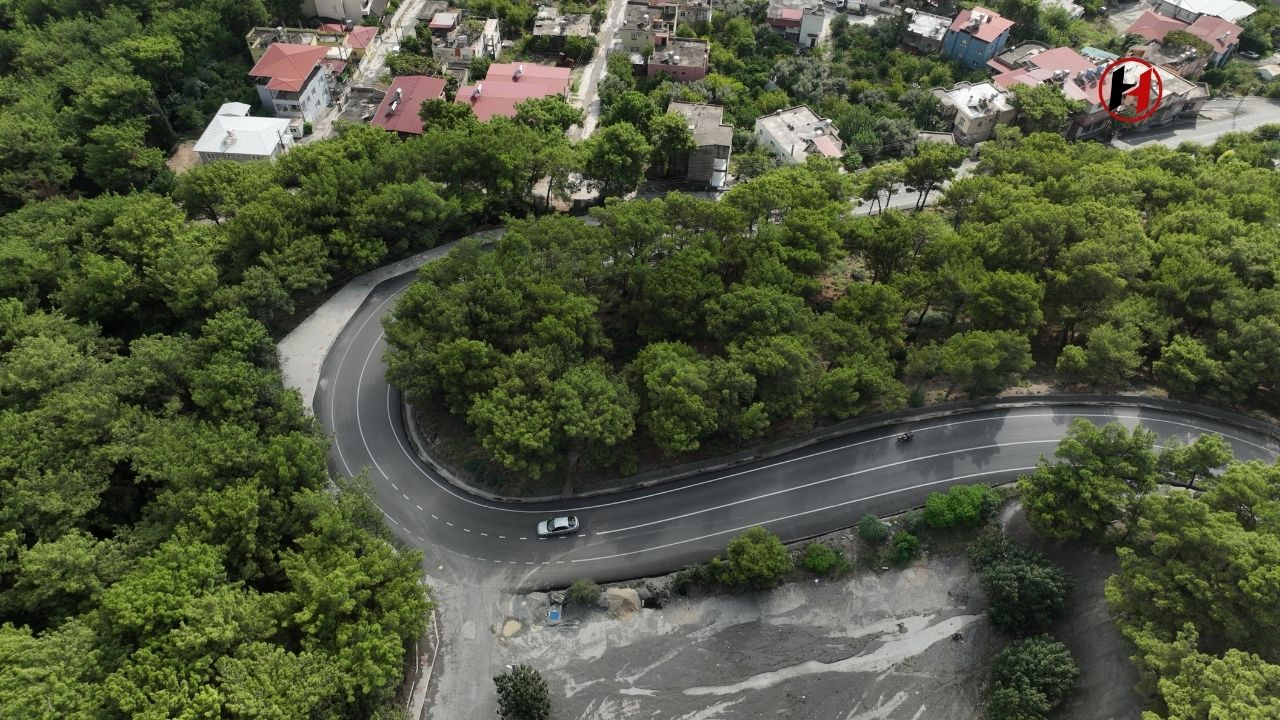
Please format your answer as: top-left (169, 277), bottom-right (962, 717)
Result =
top-left (398, 392), bottom-right (1280, 505)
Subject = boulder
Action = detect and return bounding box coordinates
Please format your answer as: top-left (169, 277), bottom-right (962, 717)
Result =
top-left (604, 587), bottom-right (641, 617)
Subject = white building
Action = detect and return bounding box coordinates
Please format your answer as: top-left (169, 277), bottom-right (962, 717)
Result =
top-left (932, 81), bottom-right (1017, 144)
top-left (248, 43), bottom-right (335, 122)
top-left (754, 105), bottom-right (844, 164)
top-left (301, 0), bottom-right (387, 22)
top-left (193, 103), bottom-right (297, 163)
top-left (1150, 0), bottom-right (1255, 23)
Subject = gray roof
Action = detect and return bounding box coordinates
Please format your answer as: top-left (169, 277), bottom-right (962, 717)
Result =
top-left (668, 101), bottom-right (733, 147)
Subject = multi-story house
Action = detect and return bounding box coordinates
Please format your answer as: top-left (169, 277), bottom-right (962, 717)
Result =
top-left (932, 81), bottom-right (1018, 144)
top-left (429, 14), bottom-right (501, 65)
top-left (615, 1), bottom-right (675, 56)
top-left (755, 105), bottom-right (845, 165)
top-left (941, 7), bottom-right (1014, 69)
top-left (667, 101), bottom-right (733, 189)
top-left (903, 9), bottom-right (952, 54)
top-left (249, 43), bottom-right (335, 122)
top-left (647, 37), bottom-right (710, 81)
top-left (766, 1), bottom-right (825, 49)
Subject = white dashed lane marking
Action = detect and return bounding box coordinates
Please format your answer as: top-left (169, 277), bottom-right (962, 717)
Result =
top-left (402, 494), bottom-right (410, 501)
top-left (480, 533), bottom-right (488, 537)
top-left (446, 522), bottom-right (454, 527)
top-left (498, 535), bottom-right (506, 539)
top-left (464, 528), bottom-right (472, 533)
top-left (416, 505), bottom-right (423, 511)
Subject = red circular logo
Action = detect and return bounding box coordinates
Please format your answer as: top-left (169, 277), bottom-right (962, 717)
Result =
top-left (1098, 57), bottom-right (1164, 123)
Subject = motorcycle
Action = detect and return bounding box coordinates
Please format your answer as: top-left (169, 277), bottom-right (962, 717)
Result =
top-left (897, 432), bottom-right (914, 443)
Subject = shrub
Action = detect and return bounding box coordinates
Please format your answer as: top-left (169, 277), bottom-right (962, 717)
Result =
top-left (903, 508), bottom-right (926, 533)
top-left (987, 635), bottom-right (1078, 720)
top-left (302, 121), bottom-right (314, 136)
top-left (980, 551), bottom-right (1071, 636)
top-left (566, 578), bottom-right (601, 605)
top-left (493, 664), bottom-right (551, 720)
top-left (858, 514), bottom-right (890, 544)
top-left (801, 542), bottom-right (845, 574)
top-left (923, 483), bottom-right (1001, 529)
top-left (724, 527), bottom-right (792, 589)
top-left (889, 532), bottom-right (920, 566)
top-left (672, 563), bottom-right (711, 594)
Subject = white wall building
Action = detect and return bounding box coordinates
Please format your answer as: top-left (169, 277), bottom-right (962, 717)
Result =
top-left (754, 105), bottom-right (844, 164)
top-left (249, 43), bottom-right (335, 122)
top-left (932, 81), bottom-right (1017, 144)
top-left (193, 103), bottom-right (296, 163)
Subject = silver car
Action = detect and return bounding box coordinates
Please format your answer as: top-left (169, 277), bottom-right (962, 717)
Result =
top-left (537, 516), bottom-right (579, 537)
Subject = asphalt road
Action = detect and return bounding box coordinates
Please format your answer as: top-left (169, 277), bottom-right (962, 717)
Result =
top-left (315, 269), bottom-right (1280, 591)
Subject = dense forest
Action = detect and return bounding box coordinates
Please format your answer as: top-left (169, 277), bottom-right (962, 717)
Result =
top-left (1020, 420), bottom-right (1280, 719)
top-left (383, 126), bottom-right (1280, 490)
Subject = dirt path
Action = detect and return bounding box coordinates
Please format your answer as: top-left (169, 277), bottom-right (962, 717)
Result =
top-left (1002, 503), bottom-right (1145, 720)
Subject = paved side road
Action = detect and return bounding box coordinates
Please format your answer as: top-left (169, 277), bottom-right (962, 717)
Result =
top-left (1110, 96), bottom-right (1280, 150)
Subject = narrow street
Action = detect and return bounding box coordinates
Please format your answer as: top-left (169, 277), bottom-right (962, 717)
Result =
top-left (572, 0), bottom-right (631, 140)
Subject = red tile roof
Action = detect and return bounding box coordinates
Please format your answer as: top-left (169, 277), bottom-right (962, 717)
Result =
top-left (372, 75), bottom-right (448, 134)
top-left (347, 25), bottom-right (378, 49)
top-left (1186, 14), bottom-right (1242, 54)
top-left (250, 43), bottom-right (330, 92)
top-left (320, 22), bottom-right (345, 32)
top-left (949, 7), bottom-right (1015, 44)
top-left (319, 57), bottom-right (346, 75)
top-left (810, 135), bottom-right (842, 158)
top-left (1127, 11), bottom-right (1188, 42)
top-left (991, 46), bottom-right (1099, 103)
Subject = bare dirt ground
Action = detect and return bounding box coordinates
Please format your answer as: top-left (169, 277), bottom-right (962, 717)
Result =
top-left (470, 509), bottom-right (1147, 720)
top-left (166, 140), bottom-right (199, 175)
top-left (498, 555), bottom-right (1002, 720)
top-left (1002, 503), bottom-right (1146, 720)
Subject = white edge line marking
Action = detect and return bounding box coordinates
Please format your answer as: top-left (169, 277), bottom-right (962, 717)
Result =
top-left (328, 283), bottom-right (402, 476)
top-left (371, 400), bottom-right (1278, 515)
top-left (572, 465), bottom-right (1037, 563)
top-left (598, 439), bottom-right (1057, 535)
top-left (355, 333), bottom-right (392, 480)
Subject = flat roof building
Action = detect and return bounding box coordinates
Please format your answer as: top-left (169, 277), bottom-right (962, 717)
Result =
top-left (647, 37), bottom-right (710, 81)
top-left (903, 9), bottom-right (952, 54)
top-left (932, 80), bottom-right (1017, 144)
top-left (755, 105), bottom-right (844, 165)
top-left (667, 101), bottom-right (733, 188)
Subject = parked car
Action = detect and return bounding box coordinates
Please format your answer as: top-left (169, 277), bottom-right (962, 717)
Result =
top-left (537, 516), bottom-right (579, 537)
top-left (1240, 50), bottom-right (1261, 60)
